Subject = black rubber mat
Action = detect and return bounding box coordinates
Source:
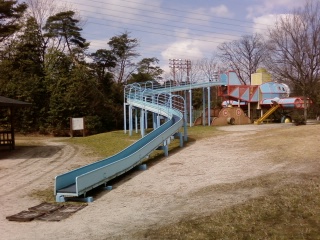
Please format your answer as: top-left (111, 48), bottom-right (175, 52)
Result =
top-left (6, 211), bottom-right (45, 222)
top-left (36, 211), bottom-right (71, 222)
top-left (28, 202), bottom-right (63, 213)
top-left (6, 203), bottom-right (87, 222)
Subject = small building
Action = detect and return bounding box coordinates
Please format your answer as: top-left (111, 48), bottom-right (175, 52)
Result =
top-left (0, 96), bottom-right (31, 150)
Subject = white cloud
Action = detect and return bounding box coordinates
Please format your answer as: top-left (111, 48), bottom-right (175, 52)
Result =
top-left (210, 5), bottom-right (233, 18)
top-left (159, 31), bottom-right (236, 72)
top-left (246, 0), bottom-right (305, 19)
top-left (161, 40), bottom-right (203, 61)
top-left (252, 14), bottom-right (278, 34)
top-left (160, 40), bottom-right (203, 73)
top-left (252, 13), bottom-right (298, 35)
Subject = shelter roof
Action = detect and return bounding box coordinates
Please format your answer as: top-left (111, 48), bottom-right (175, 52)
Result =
top-left (0, 96), bottom-right (31, 107)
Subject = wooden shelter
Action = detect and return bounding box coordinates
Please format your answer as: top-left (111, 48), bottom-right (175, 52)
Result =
top-left (0, 96), bottom-right (31, 150)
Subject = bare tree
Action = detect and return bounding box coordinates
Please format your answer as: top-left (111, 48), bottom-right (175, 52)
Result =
top-left (188, 60), bottom-right (200, 83)
top-left (197, 55), bottom-right (221, 81)
top-left (218, 33), bottom-right (266, 84)
top-left (26, 0), bottom-right (59, 29)
top-left (25, 0), bottom-right (78, 63)
top-left (266, 0), bottom-right (320, 118)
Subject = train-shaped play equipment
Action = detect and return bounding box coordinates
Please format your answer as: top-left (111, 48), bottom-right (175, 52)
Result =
top-left (194, 68), bottom-right (311, 126)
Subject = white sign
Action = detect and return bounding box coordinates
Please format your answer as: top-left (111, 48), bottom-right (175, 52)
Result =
top-left (72, 118), bottom-right (84, 130)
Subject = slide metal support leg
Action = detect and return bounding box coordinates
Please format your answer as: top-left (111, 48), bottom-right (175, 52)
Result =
top-left (56, 194), bottom-right (65, 202)
top-left (175, 132), bottom-right (183, 147)
top-left (203, 88), bottom-right (206, 126)
top-left (124, 103), bottom-right (127, 134)
top-left (157, 115), bottom-right (161, 128)
top-left (140, 108), bottom-right (145, 137)
top-left (189, 89), bottom-right (192, 127)
top-left (182, 94), bottom-right (188, 141)
top-left (129, 105), bottom-right (133, 136)
top-left (163, 141), bottom-right (169, 157)
top-left (135, 108), bottom-right (138, 133)
top-left (137, 164), bottom-right (147, 171)
top-left (207, 87), bottom-right (211, 126)
top-left (145, 110), bottom-right (148, 130)
top-left (153, 113), bottom-right (157, 129)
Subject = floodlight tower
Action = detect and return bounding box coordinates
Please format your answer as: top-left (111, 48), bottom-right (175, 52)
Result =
top-left (169, 59), bottom-right (193, 126)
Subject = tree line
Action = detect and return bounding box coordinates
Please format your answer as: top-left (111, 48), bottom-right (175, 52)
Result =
top-left (0, 0), bottom-right (163, 135)
top-left (0, 0), bottom-right (319, 135)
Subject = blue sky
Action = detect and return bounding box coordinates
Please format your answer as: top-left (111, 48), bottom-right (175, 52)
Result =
top-left (60, 0), bottom-right (307, 71)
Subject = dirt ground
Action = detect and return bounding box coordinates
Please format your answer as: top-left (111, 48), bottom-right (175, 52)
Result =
top-left (0, 123), bottom-right (318, 240)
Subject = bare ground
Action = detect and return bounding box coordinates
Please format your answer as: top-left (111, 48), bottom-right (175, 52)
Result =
top-left (0, 123), bottom-right (319, 240)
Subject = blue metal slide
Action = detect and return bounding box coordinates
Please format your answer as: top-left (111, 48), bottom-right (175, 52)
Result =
top-left (54, 86), bottom-right (186, 202)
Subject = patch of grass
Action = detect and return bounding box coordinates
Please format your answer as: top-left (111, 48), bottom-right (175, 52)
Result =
top-left (29, 188), bottom-right (88, 205)
top-left (64, 126), bottom-right (220, 158)
top-left (134, 173), bottom-right (320, 240)
top-left (29, 188), bottom-right (55, 203)
top-left (65, 130), bottom-right (141, 157)
top-left (187, 126), bottom-right (220, 141)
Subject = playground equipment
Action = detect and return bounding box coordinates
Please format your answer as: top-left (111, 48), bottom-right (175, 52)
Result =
top-left (193, 69), bottom-right (311, 126)
top-left (194, 107), bottom-right (251, 126)
top-left (193, 107), bottom-right (221, 125)
top-left (254, 104), bottom-right (280, 125)
top-left (54, 68), bottom-right (311, 202)
top-left (54, 79), bottom-right (228, 202)
top-left (55, 87), bottom-right (186, 202)
top-left (211, 107), bottom-right (251, 125)
top-left (217, 69), bottom-right (311, 124)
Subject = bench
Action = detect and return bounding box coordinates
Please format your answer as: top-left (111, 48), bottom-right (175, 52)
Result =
top-left (0, 131), bottom-right (14, 149)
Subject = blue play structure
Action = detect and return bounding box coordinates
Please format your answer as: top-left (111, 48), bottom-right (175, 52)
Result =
top-left (54, 79), bottom-right (225, 202)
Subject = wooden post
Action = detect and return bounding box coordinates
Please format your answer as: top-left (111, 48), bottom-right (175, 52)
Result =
top-left (83, 117), bottom-right (86, 137)
top-left (10, 107), bottom-right (15, 150)
top-left (70, 117), bottom-right (73, 138)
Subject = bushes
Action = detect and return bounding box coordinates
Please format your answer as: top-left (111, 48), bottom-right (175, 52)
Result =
top-left (291, 112), bottom-right (306, 125)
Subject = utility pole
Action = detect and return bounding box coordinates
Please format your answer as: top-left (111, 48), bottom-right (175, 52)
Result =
top-left (169, 59), bottom-right (191, 84)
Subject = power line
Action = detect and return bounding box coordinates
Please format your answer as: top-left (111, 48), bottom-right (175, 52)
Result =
top-left (62, 0), bottom-right (270, 32)
top-left (86, 36), bottom-right (214, 61)
top-left (56, 1), bottom-right (272, 65)
top-left (76, 9), bottom-right (250, 39)
top-left (85, 21), bottom-right (230, 45)
top-left (119, 0), bottom-right (273, 27)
